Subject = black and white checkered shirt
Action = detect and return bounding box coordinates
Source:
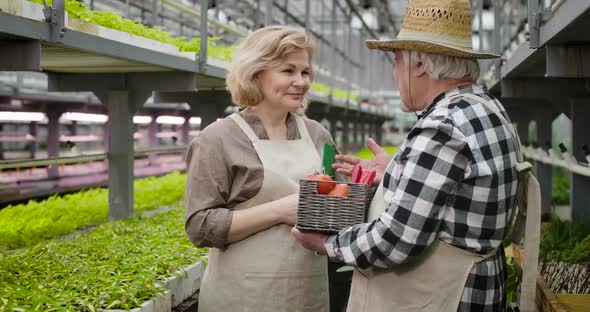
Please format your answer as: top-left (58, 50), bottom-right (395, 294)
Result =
top-left (325, 83), bottom-right (517, 311)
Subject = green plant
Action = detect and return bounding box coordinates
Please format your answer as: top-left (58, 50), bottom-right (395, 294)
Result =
top-left (310, 82), bottom-right (358, 102)
top-left (505, 255), bottom-right (523, 312)
top-left (353, 145), bottom-right (399, 160)
top-left (26, 0), bottom-right (234, 61)
top-left (551, 168), bottom-right (570, 205)
top-left (540, 217), bottom-right (590, 263)
top-left (0, 171), bottom-right (187, 250)
top-left (0, 204), bottom-right (207, 311)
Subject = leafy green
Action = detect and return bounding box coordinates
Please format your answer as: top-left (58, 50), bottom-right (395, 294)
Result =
top-left (353, 145), bottom-right (399, 160)
top-left (551, 168), bottom-right (570, 205)
top-left (311, 82), bottom-right (358, 102)
top-left (505, 255), bottom-right (522, 311)
top-left (26, 0), bottom-right (234, 61)
top-left (0, 204), bottom-right (207, 311)
top-left (540, 217), bottom-right (590, 263)
top-left (0, 171), bottom-right (187, 250)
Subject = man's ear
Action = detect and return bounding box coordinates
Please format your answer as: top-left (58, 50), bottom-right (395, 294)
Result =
top-left (413, 55), bottom-right (427, 78)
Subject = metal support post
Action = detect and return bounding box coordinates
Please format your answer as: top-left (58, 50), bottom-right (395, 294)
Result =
top-left (151, 0), bottom-right (160, 26)
top-left (46, 110), bottom-right (63, 179)
top-left (528, 0), bottom-right (541, 49)
top-left (69, 120), bottom-right (78, 136)
top-left (516, 117), bottom-right (531, 146)
top-left (328, 118), bottom-right (337, 143)
top-left (103, 123), bottom-right (109, 153)
top-left (330, 0), bottom-right (337, 99)
top-left (181, 115), bottom-right (191, 145)
top-left (374, 120), bottom-right (384, 145)
top-left (493, 0), bottom-right (502, 79)
top-left (477, 0), bottom-right (484, 51)
top-left (42, 0), bottom-right (65, 43)
top-left (352, 119), bottom-right (359, 151)
top-left (198, 0), bottom-right (209, 72)
top-left (103, 91), bottom-right (150, 220)
top-left (304, 0), bottom-right (310, 31)
top-left (361, 120), bottom-right (367, 144)
top-left (264, 0), bottom-right (273, 26)
top-left (0, 124), bottom-right (3, 160)
top-left (535, 111), bottom-right (554, 216)
top-left (570, 98), bottom-right (590, 223)
top-left (29, 121), bottom-right (38, 159)
top-left (148, 115), bottom-right (159, 165)
top-left (125, 0), bottom-right (131, 17)
top-left (341, 117), bottom-right (350, 153)
top-left (284, 0), bottom-right (289, 24)
top-left (254, 0), bottom-right (261, 28)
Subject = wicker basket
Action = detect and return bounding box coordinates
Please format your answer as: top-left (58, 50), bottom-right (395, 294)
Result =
top-left (296, 179), bottom-right (374, 233)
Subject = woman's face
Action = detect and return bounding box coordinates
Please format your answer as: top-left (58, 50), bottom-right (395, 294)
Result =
top-left (256, 49), bottom-right (311, 112)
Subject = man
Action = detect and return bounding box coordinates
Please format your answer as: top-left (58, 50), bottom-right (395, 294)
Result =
top-left (292, 0), bottom-right (534, 311)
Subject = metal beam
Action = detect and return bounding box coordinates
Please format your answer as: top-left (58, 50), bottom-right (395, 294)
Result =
top-left (546, 45), bottom-right (590, 78)
top-left (0, 40), bottom-right (41, 71)
top-left (48, 72), bottom-right (197, 93)
top-left (501, 79), bottom-right (590, 103)
top-left (154, 90), bottom-right (231, 129)
top-left (60, 29), bottom-right (199, 72)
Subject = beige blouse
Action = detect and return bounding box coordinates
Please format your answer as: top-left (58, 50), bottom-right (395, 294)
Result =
top-left (185, 110), bottom-right (335, 248)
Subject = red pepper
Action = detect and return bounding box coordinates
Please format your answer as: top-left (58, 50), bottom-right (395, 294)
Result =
top-left (360, 170), bottom-right (376, 186)
top-left (351, 164), bottom-right (363, 183)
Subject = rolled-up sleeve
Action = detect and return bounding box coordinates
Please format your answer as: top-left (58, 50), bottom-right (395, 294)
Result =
top-left (184, 134), bottom-right (234, 248)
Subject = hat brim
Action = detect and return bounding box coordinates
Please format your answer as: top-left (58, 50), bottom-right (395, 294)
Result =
top-left (366, 39), bottom-right (499, 59)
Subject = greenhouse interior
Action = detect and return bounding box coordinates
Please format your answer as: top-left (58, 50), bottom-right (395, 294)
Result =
top-left (0, 0), bottom-right (589, 311)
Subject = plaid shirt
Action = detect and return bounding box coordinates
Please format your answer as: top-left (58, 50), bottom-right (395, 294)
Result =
top-left (325, 83), bottom-right (517, 311)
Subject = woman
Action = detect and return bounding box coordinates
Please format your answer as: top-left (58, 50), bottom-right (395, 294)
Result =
top-left (185, 26), bottom-right (333, 311)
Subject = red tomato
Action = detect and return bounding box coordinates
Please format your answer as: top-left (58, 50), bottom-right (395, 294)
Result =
top-left (328, 184), bottom-right (349, 197)
top-left (307, 173), bottom-right (335, 194)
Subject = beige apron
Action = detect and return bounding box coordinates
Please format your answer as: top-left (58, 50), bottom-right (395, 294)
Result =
top-left (198, 113), bottom-right (329, 312)
top-left (347, 94), bottom-right (541, 312)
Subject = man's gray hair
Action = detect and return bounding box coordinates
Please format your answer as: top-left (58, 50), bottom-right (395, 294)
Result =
top-left (401, 50), bottom-right (480, 81)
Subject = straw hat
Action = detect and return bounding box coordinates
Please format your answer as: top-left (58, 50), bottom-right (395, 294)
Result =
top-left (366, 0), bottom-right (498, 59)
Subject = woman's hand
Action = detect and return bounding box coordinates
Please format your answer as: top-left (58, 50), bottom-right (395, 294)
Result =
top-left (332, 138), bottom-right (392, 186)
top-left (275, 193), bottom-right (299, 226)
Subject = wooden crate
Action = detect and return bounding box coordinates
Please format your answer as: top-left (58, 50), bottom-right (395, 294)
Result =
top-left (505, 244), bottom-right (590, 312)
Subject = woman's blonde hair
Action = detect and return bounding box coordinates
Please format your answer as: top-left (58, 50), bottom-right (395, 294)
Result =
top-left (226, 25), bottom-right (316, 108)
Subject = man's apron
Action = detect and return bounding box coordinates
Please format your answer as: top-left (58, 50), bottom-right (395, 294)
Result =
top-left (198, 113), bottom-right (329, 312)
top-left (346, 94), bottom-right (541, 312)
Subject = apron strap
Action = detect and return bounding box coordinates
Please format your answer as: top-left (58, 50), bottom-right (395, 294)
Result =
top-left (228, 113), bottom-right (260, 143)
top-left (447, 93), bottom-right (541, 312)
top-left (292, 113), bottom-right (313, 143)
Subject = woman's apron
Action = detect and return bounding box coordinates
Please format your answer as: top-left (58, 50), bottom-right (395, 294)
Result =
top-left (346, 94), bottom-right (541, 312)
top-left (198, 113), bottom-right (330, 312)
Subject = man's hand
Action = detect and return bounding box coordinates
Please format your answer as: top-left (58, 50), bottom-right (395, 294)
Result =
top-left (332, 138), bottom-right (392, 186)
top-left (291, 227), bottom-right (329, 255)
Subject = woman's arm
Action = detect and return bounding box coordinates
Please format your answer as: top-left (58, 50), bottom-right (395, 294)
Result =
top-left (227, 193), bottom-right (297, 243)
top-left (185, 122), bottom-right (298, 248)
